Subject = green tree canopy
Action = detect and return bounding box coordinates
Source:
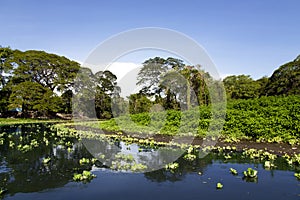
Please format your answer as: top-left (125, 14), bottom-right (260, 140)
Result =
top-left (223, 75), bottom-right (260, 99)
top-left (265, 55), bottom-right (300, 96)
top-left (12, 50), bottom-right (80, 92)
top-left (9, 81), bottom-right (62, 116)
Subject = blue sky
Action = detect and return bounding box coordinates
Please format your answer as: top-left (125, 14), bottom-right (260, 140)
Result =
top-left (1, 0), bottom-right (300, 79)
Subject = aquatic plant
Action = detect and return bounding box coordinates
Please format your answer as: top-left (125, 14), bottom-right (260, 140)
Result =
top-left (294, 173), bottom-right (300, 180)
top-left (243, 148), bottom-right (277, 161)
top-left (216, 182), bottom-right (223, 189)
top-left (165, 162), bottom-right (179, 172)
top-left (283, 153), bottom-right (300, 166)
top-left (230, 168), bottom-right (238, 175)
top-left (243, 168), bottom-right (258, 178)
top-left (130, 163), bottom-right (147, 171)
top-left (79, 158), bottom-right (90, 165)
top-left (264, 161), bottom-right (275, 169)
top-left (73, 170), bottom-right (96, 182)
top-left (183, 153), bottom-right (197, 161)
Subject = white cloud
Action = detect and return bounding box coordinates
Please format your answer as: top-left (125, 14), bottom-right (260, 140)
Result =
top-left (107, 62), bottom-right (141, 81)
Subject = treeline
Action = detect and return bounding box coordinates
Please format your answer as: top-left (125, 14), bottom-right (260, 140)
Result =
top-left (0, 47), bottom-right (121, 118)
top-left (223, 55), bottom-right (300, 99)
top-left (1, 46), bottom-right (299, 119)
top-left (127, 55), bottom-right (300, 114)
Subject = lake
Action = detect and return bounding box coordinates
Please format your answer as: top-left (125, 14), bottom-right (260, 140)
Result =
top-left (0, 124), bottom-right (299, 199)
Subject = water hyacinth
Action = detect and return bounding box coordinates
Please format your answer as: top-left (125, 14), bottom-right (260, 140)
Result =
top-left (216, 182), bottom-right (223, 189)
top-left (243, 168), bottom-right (258, 178)
top-left (73, 170), bottom-right (96, 182)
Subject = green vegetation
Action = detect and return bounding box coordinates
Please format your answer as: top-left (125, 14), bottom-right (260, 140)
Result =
top-left (1, 48), bottom-right (300, 147)
top-left (264, 161), bottom-right (275, 169)
top-left (0, 47), bottom-right (123, 119)
top-left (110, 153), bottom-right (147, 172)
top-left (42, 157), bottom-right (51, 164)
top-left (294, 173), bottom-right (300, 180)
top-left (88, 95), bottom-right (300, 144)
top-left (165, 162), bottom-right (179, 172)
top-left (0, 118), bottom-right (67, 126)
top-left (73, 170), bottom-right (96, 183)
top-left (216, 182), bottom-right (223, 189)
top-left (230, 168), bottom-right (238, 175)
top-left (243, 168), bottom-right (258, 178)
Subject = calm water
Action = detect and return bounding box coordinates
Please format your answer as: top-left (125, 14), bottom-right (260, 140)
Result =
top-left (0, 124), bottom-right (299, 200)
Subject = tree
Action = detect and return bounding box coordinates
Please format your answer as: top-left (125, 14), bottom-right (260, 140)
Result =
top-left (223, 75), bottom-right (260, 99)
top-left (137, 57), bottom-right (187, 110)
top-left (0, 47), bottom-right (13, 89)
top-left (128, 93), bottom-right (152, 114)
top-left (9, 81), bottom-right (61, 116)
top-left (256, 76), bottom-right (269, 96)
top-left (72, 67), bottom-right (121, 119)
top-left (12, 50), bottom-right (80, 92)
top-left (265, 55), bottom-right (300, 96)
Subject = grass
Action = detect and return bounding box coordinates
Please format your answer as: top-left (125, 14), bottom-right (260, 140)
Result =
top-left (0, 118), bottom-right (69, 126)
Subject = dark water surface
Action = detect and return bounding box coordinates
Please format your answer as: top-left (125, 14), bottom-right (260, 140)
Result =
top-left (0, 124), bottom-right (299, 200)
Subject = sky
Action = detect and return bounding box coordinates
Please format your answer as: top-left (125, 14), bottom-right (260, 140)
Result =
top-left (1, 0), bottom-right (300, 79)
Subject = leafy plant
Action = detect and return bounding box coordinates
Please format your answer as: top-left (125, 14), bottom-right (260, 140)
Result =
top-left (243, 168), bottom-right (258, 178)
top-left (264, 161), bottom-right (275, 169)
top-left (165, 162), bottom-right (179, 172)
top-left (216, 182), bottom-right (223, 189)
top-left (73, 170), bottom-right (96, 182)
top-left (230, 168), bottom-right (238, 175)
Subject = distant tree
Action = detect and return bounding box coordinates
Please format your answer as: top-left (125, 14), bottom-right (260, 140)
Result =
top-left (256, 76), bottom-right (269, 96)
top-left (223, 75), bottom-right (260, 99)
top-left (265, 55), bottom-right (300, 96)
top-left (128, 93), bottom-right (152, 114)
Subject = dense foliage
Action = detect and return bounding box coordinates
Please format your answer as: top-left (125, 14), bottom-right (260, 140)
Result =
top-left (0, 47), bottom-right (121, 118)
top-left (265, 56), bottom-right (300, 96)
top-left (223, 55), bottom-right (300, 99)
top-left (97, 95), bottom-right (300, 143)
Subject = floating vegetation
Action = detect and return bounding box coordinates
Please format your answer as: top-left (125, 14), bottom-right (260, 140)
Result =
top-left (79, 158), bottom-right (90, 165)
top-left (243, 148), bottom-right (277, 161)
top-left (243, 168), bottom-right (258, 178)
top-left (230, 168), bottom-right (238, 175)
top-left (183, 153), bottom-right (197, 161)
top-left (216, 182), bottom-right (223, 189)
top-left (264, 161), bottom-right (275, 169)
top-left (165, 162), bottom-right (179, 172)
top-left (283, 153), bottom-right (300, 166)
top-left (294, 173), bottom-right (300, 180)
top-left (73, 170), bottom-right (96, 183)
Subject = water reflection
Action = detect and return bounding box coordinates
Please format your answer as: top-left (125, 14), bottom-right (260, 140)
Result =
top-left (0, 124), bottom-right (299, 199)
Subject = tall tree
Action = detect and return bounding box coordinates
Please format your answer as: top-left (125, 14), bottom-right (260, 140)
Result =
top-left (12, 50), bottom-right (80, 92)
top-left (137, 57), bottom-right (186, 110)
